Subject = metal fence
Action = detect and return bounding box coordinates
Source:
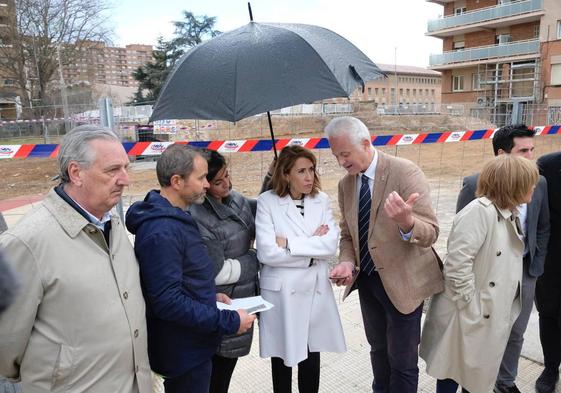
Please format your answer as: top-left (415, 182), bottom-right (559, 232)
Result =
top-left (376, 103), bottom-right (465, 116)
top-left (1, 100), bottom-right (560, 145)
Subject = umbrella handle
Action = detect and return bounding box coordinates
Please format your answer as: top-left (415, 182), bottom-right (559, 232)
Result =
top-left (267, 111), bottom-right (278, 159)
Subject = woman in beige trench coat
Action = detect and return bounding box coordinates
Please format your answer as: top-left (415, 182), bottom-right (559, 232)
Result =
top-left (420, 155), bottom-right (539, 393)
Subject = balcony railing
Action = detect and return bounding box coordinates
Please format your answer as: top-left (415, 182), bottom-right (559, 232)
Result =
top-left (429, 39), bottom-right (539, 66)
top-left (427, 0), bottom-right (543, 33)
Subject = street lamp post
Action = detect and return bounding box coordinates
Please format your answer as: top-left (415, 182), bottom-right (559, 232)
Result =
top-left (394, 47), bottom-right (398, 113)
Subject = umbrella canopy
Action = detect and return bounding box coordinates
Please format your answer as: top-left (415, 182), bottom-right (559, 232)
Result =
top-left (150, 21), bottom-right (385, 123)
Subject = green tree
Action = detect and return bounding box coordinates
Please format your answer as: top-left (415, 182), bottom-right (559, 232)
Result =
top-left (131, 11), bottom-right (220, 104)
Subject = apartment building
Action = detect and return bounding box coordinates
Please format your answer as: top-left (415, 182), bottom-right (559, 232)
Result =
top-left (427, 0), bottom-right (561, 125)
top-left (62, 42), bottom-right (153, 88)
top-left (352, 63), bottom-right (442, 112)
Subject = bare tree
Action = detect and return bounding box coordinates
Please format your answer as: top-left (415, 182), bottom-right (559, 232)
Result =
top-left (0, 0), bottom-right (112, 114)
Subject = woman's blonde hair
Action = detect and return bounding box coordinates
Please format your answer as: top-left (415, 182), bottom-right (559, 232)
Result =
top-left (272, 145), bottom-right (321, 197)
top-left (476, 155), bottom-right (539, 210)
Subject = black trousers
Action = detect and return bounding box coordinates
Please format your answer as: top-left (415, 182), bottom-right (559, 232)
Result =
top-left (436, 379), bottom-right (470, 393)
top-left (209, 355), bottom-right (238, 393)
top-left (536, 269), bottom-right (561, 372)
top-left (271, 350), bottom-right (320, 393)
top-left (164, 360), bottom-right (212, 393)
top-left (357, 271), bottom-right (423, 393)
top-left (539, 314), bottom-right (561, 371)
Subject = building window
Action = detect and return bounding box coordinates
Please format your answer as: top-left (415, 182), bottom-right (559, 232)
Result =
top-left (3, 79), bottom-right (14, 86)
top-left (552, 64), bottom-right (561, 86)
top-left (496, 34), bottom-right (512, 45)
top-left (472, 73), bottom-right (483, 91)
top-left (557, 20), bottom-right (561, 39)
top-left (455, 7), bottom-right (467, 15)
top-left (534, 23), bottom-right (540, 38)
top-left (368, 87), bottom-right (372, 96)
top-left (375, 88), bottom-right (379, 95)
top-left (453, 75), bottom-right (464, 91)
top-left (453, 41), bottom-right (465, 51)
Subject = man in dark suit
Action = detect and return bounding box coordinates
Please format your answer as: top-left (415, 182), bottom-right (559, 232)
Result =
top-left (456, 124), bottom-right (550, 393)
top-left (535, 150), bottom-right (561, 393)
top-left (327, 116), bottom-right (443, 393)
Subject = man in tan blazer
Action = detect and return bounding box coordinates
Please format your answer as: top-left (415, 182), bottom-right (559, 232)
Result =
top-left (328, 116), bottom-right (443, 393)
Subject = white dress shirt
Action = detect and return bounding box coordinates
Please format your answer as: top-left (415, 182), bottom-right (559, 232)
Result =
top-left (356, 149), bottom-right (412, 240)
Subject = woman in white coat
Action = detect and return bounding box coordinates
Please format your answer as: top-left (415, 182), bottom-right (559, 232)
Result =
top-left (256, 145), bottom-right (346, 393)
top-left (419, 155), bottom-right (539, 393)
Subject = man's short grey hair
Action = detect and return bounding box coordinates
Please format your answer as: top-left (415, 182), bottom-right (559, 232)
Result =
top-left (324, 116), bottom-right (371, 147)
top-left (157, 144), bottom-right (203, 187)
top-left (58, 125), bottom-right (120, 184)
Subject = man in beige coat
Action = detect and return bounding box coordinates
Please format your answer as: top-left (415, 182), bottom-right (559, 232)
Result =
top-left (0, 125), bottom-right (151, 393)
top-left (328, 116), bottom-right (443, 393)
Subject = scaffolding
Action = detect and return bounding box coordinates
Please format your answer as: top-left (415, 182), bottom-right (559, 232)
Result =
top-left (474, 59), bottom-right (541, 126)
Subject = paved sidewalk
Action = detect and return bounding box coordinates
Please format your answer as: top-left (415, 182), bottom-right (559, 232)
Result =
top-left (218, 286), bottom-right (558, 393)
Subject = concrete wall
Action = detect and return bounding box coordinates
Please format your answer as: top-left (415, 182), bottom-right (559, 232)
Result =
top-left (540, 0), bottom-right (561, 42)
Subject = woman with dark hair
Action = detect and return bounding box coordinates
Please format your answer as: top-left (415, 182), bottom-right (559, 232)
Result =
top-left (189, 150), bottom-right (259, 393)
top-left (255, 145), bottom-right (346, 393)
top-left (420, 155), bottom-right (540, 393)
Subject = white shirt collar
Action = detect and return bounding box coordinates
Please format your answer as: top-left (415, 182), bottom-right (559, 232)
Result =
top-left (75, 200), bottom-right (112, 231)
top-left (362, 149), bottom-right (378, 180)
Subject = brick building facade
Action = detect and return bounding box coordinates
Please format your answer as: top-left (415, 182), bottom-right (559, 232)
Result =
top-left (427, 0), bottom-right (561, 125)
top-left (352, 63), bottom-right (442, 112)
top-left (62, 42), bottom-right (153, 88)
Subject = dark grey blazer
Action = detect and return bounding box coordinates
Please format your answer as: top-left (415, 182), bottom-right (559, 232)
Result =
top-left (535, 151), bottom-right (561, 316)
top-left (456, 173), bottom-right (550, 277)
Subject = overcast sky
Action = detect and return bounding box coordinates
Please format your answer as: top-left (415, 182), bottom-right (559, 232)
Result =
top-left (111, 0), bottom-right (444, 68)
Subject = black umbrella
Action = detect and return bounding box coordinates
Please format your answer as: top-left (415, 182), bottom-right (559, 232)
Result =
top-left (150, 5), bottom-right (385, 157)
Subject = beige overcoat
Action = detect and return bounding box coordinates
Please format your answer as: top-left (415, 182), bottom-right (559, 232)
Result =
top-left (419, 197), bottom-right (524, 393)
top-left (338, 151), bottom-right (443, 314)
top-left (0, 189), bottom-right (151, 393)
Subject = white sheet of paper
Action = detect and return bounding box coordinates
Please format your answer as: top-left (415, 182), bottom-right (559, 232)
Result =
top-left (217, 295), bottom-right (274, 314)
